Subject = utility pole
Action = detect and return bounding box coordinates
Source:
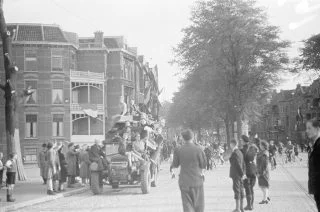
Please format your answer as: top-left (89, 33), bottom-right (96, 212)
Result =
top-left (0, 0), bottom-right (31, 180)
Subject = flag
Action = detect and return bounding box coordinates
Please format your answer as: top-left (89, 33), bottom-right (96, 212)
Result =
top-left (144, 85), bottom-right (151, 105)
top-left (297, 107), bottom-right (303, 121)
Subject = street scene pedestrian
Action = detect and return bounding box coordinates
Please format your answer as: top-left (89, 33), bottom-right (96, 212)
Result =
top-left (46, 142), bottom-right (56, 195)
top-left (257, 140), bottom-right (271, 205)
top-left (306, 118), bottom-right (320, 211)
top-left (5, 153), bottom-right (18, 202)
top-left (229, 138), bottom-right (246, 212)
top-left (38, 144), bottom-right (47, 185)
top-left (241, 135), bottom-right (258, 210)
top-left (66, 143), bottom-right (78, 188)
top-left (79, 146), bottom-right (90, 186)
top-left (170, 129), bottom-right (207, 212)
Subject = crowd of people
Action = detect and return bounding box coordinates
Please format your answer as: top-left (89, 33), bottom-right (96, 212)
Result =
top-left (168, 127), bottom-right (316, 212)
top-left (37, 141), bottom-right (91, 195)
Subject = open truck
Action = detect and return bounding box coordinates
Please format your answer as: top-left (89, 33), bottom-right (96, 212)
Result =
top-left (89, 116), bottom-right (163, 194)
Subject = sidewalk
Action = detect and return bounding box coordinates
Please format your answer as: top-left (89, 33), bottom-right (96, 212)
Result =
top-left (0, 165), bottom-right (88, 212)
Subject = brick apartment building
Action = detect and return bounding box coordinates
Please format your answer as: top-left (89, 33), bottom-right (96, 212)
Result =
top-left (0, 23), bottom-right (159, 163)
top-left (252, 79), bottom-right (320, 145)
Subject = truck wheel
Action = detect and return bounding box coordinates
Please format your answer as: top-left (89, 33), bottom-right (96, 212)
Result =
top-left (91, 172), bottom-right (102, 195)
top-left (141, 169), bottom-right (151, 194)
top-left (151, 167), bottom-right (158, 187)
top-left (112, 183), bottom-right (119, 189)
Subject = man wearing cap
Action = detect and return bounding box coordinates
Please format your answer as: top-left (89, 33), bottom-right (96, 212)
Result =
top-left (170, 129), bottom-right (207, 212)
top-left (66, 143), bottom-right (78, 188)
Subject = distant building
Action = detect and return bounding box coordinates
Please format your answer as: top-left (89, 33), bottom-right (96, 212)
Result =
top-left (0, 23), bottom-right (160, 164)
top-left (252, 79), bottom-right (320, 145)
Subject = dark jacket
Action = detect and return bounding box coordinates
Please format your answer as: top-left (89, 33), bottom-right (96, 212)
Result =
top-left (229, 148), bottom-right (245, 179)
top-left (171, 143), bottom-right (207, 187)
top-left (308, 137), bottom-right (320, 194)
top-left (257, 150), bottom-right (269, 180)
top-left (58, 149), bottom-right (68, 182)
top-left (241, 144), bottom-right (258, 178)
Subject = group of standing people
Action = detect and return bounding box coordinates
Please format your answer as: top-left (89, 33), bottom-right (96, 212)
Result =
top-left (229, 135), bottom-right (271, 212)
top-left (38, 141), bottom-right (91, 195)
top-left (169, 129), bottom-right (273, 212)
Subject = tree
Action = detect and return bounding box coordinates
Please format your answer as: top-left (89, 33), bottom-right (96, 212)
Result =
top-left (167, 72), bottom-right (223, 141)
top-left (300, 33), bottom-right (320, 72)
top-left (172, 0), bottom-right (290, 143)
top-left (158, 100), bottom-right (172, 119)
top-left (0, 0), bottom-right (31, 180)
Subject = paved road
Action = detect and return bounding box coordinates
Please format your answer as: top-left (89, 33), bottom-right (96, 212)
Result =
top-left (14, 160), bottom-right (317, 212)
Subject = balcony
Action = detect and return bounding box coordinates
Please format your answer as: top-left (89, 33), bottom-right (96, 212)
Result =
top-left (71, 103), bottom-right (104, 113)
top-left (70, 70), bottom-right (104, 82)
top-left (79, 42), bottom-right (105, 49)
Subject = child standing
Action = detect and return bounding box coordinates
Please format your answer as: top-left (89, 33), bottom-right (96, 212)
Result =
top-left (5, 152), bottom-right (18, 202)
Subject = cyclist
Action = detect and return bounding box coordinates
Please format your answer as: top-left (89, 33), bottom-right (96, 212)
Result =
top-left (285, 140), bottom-right (294, 163)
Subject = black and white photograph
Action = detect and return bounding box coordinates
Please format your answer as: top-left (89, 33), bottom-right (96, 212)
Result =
top-left (0, 0), bottom-right (319, 211)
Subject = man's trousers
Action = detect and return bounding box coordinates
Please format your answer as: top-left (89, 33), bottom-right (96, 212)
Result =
top-left (180, 185), bottom-right (204, 212)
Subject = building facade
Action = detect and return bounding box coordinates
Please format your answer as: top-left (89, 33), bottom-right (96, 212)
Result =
top-left (252, 79), bottom-right (320, 145)
top-left (0, 23), bottom-right (159, 163)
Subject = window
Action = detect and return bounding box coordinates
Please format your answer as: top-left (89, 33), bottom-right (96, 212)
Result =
top-left (24, 147), bottom-right (37, 163)
top-left (25, 49), bottom-right (37, 72)
top-left (25, 114), bottom-right (37, 138)
top-left (123, 57), bottom-right (133, 81)
top-left (70, 51), bottom-right (76, 70)
top-left (52, 114), bottom-right (64, 137)
top-left (52, 81), bottom-right (63, 104)
top-left (25, 80), bottom-right (37, 104)
top-left (51, 49), bottom-right (63, 72)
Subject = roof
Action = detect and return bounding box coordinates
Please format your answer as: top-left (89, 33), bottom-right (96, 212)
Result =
top-left (104, 38), bottom-right (120, 48)
top-left (7, 23), bottom-right (74, 44)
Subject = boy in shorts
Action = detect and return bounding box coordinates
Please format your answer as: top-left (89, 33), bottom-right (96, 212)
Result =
top-left (5, 152), bottom-right (18, 202)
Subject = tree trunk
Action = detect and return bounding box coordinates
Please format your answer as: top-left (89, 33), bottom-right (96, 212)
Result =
top-left (236, 114), bottom-right (242, 145)
top-left (0, 0), bottom-right (27, 180)
top-left (224, 114), bottom-right (230, 147)
top-left (216, 122), bottom-right (221, 143)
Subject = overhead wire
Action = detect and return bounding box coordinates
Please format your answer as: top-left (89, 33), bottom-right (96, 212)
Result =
top-left (50, 0), bottom-right (100, 30)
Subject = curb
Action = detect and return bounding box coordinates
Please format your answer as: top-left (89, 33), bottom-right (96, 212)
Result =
top-left (1, 187), bottom-right (89, 212)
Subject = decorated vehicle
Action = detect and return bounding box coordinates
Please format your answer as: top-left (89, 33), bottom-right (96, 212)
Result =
top-left (89, 115), bottom-right (163, 195)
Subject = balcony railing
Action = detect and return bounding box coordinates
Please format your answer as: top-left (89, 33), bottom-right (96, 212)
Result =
top-left (71, 103), bottom-right (104, 112)
top-left (79, 43), bottom-right (104, 49)
top-left (70, 70), bottom-right (104, 81)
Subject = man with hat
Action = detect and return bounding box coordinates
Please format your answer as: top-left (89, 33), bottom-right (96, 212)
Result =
top-left (241, 135), bottom-right (258, 210)
top-left (66, 142), bottom-right (78, 188)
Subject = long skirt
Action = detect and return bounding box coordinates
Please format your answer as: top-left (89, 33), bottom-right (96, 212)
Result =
top-left (80, 162), bottom-right (90, 179)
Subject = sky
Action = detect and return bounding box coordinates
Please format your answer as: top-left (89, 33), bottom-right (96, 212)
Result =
top-left (4, 0), bottom-right (320, 102)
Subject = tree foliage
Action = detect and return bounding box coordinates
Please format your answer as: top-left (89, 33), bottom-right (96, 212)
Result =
top-left (300, 33), bottom-right (320, 72)
top-left (170, 0), bottom-right (290, 141)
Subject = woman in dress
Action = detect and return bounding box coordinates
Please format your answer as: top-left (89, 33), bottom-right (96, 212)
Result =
top-left (58, 146), bottom-right (68, 191)
top-left (79, 146), bottom-right (91, 186)
top-left (257, 140), bottom-right (270, 204)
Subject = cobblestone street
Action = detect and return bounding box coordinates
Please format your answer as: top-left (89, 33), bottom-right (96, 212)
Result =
top-left (13, 158), bottom-right (317, 212)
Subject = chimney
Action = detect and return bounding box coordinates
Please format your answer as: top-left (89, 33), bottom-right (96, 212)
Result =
top-left (94, 31), bottom-right (104, 47)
